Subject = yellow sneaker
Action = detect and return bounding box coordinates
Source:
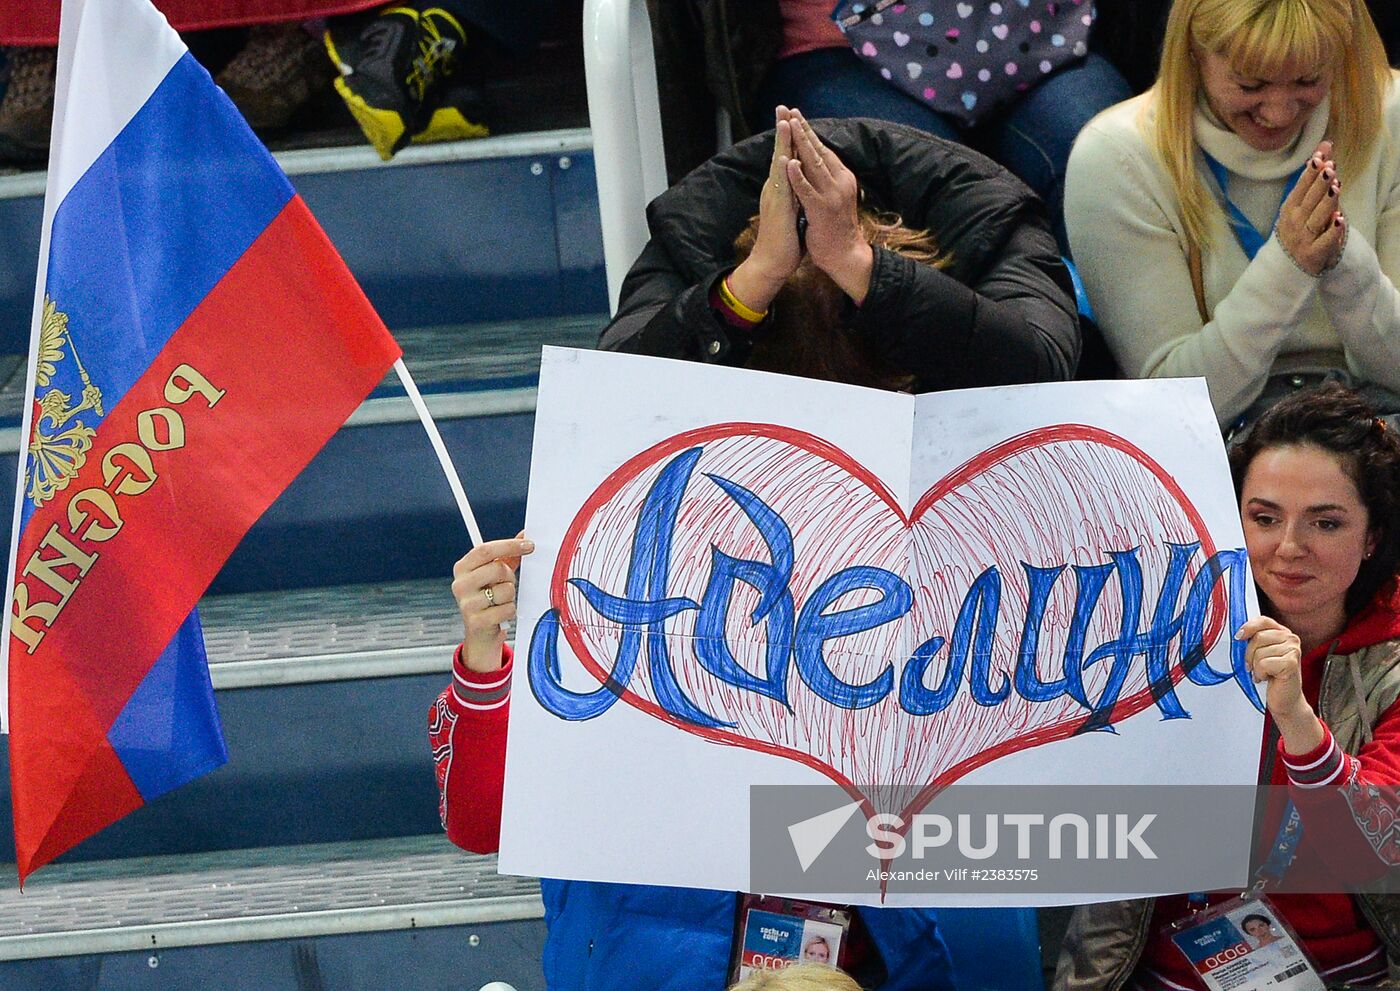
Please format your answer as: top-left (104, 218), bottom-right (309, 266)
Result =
top-left (325, 5), bottom-right (486, 160)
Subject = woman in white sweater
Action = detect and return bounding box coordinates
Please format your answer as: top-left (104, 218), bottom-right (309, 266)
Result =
top-left (1064, 0), bottom-right (1400, 431)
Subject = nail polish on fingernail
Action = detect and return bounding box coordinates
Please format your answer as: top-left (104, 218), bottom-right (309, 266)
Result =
top-left (1328, 187), bottom-right (1335, 197)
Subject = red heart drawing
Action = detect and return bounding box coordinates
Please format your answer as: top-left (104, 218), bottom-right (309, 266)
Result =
top-left (550, 422), bottom-right (1224, 825)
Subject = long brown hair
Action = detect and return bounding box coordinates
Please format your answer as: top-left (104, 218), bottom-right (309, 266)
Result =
top-left (732, 209), bottom-right (948, 391)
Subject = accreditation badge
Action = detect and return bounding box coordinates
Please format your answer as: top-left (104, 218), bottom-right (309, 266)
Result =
top-left (728, 894), bottom-right (853, 985)
top-left (1171, 895), bottom-right (1325, 991)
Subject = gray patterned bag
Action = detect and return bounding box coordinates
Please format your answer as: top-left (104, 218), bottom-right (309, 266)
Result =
top-left (834, 0), bottom-right (1095, 126)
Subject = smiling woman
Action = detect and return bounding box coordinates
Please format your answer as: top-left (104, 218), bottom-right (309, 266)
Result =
top-left (1055, 383), bottom-right (1400, 990)
top-left (1239, 442), bottom-right (1374, 653)
top-left (1193, 49), bottom-right (1332, 153)
top-left (1064, 0), bottom-right (1400, 431)
top-left (1231, 382), bottom-right (1400, 643)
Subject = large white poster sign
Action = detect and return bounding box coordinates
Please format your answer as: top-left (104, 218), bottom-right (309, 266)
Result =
top-left (500, 348), bottom-right (1263, 906)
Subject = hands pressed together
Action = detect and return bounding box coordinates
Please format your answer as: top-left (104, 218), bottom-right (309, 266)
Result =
top-left (1277, 140), bottom-right (1347, 277)
top-left (1237, 614), bottom-right (1326, 755)
top-left (453, 534), bottom-right (535, 673)
top-left (726, 106), bottom-right (874, 316)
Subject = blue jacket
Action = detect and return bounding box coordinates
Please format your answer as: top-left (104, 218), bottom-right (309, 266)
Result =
top-left (539, 879), bottom-right (956, 990)
top-left (432, 657), bottom-right (958, 991)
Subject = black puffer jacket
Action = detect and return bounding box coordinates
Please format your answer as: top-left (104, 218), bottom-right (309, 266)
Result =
top-left (599, 117), bottom-right (1081, 391)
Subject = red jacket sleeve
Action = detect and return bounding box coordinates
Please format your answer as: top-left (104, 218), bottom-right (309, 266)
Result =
top-left (429, 644), bottom-right (513, 855)
top-left (1281, 699), bottom-right (1400, 880)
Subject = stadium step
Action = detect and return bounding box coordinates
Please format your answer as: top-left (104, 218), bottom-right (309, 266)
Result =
top-left (0, 826), bottom-right (1043, 991)
top-left (0, 129), bottom-right (606, 353)
top-left (0, 834), bottom-right (546, 991)
top-left (1, 576), bottom-right (480, 863)
top-left (0, 577), bottom-right (547, 986)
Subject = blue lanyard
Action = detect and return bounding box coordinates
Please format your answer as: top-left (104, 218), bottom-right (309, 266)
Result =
top-left (1256, 800), bottom-right (1305, 885)
top-left (1203, 154), bottom-right (1306, 261)
top-left (1186, 799), bottom-right (1303, 906)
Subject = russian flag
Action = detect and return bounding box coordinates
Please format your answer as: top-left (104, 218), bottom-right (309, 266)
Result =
top-left (2, 0), bottom-right (401, 881)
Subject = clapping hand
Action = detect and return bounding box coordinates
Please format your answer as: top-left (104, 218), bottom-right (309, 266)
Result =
top-left (1276, 140), bottom-right (1346, 276)
top-left (727, 106), bottom-right (804, 314)
top-left (787, 109), bottom-right (873, 304)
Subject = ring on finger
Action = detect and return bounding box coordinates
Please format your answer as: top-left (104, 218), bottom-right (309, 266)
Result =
top-left (483, 586), bottom-right (496, 606)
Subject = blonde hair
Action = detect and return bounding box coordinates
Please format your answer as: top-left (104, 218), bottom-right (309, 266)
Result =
top-left (1150, 0), bottom-right (1390, 260)
top-left (728, 962), bottom-right (863, 991)
top-left (733, 207), bottom-right (947, 391)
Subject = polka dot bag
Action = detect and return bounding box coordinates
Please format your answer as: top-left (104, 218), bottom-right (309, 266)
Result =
top-left (834, 0), bottom-right (1095, 126)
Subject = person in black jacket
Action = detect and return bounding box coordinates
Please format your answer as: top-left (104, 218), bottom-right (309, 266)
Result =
top-left (599, 110), bottom-right (1080, 391)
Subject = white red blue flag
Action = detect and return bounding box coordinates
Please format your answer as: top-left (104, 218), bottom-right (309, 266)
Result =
top-left (2, 0), bottom-right (401, 881)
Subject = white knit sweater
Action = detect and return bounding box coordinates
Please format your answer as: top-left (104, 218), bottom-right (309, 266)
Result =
top-left (1065, 76), bottom-right (1400, 424)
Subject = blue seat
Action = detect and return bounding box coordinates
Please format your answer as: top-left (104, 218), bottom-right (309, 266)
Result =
top-left (937, 907), bottom-right (1043, 991)
top-left (1063, 255), bottom-right (1121, 381)
top-left (1063, 257), bottom-right (1093, 323)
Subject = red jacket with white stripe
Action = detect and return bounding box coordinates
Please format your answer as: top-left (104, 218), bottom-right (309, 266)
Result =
top-left (1058, 586), bottom-right (1400, 991)
top-left (428, 646), bottom-right (512, 855)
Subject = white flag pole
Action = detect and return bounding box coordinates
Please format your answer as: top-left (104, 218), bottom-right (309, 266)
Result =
top-left (392, 358), bottom-right (485, 548)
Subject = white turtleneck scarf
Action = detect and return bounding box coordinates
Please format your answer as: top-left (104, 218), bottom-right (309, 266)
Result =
top-left (1064, 77), bottom-right (1400, 424)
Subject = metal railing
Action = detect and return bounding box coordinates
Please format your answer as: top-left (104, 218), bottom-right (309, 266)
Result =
top-left (582, 0), bottom-right (668, 312)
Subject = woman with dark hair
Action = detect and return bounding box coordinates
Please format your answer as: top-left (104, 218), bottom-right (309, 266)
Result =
top-left (1240, 913), bottom-right (1282, 948)
top-left (1233, 383), bottom-right (1400, 625)
top-left (1056, 383), bottom-right (1400, 990)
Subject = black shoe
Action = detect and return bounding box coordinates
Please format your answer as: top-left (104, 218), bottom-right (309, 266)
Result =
top-left (410, 74), bottom-right (489, 148)
top-left (324, 5), bottom-right (486, 160)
